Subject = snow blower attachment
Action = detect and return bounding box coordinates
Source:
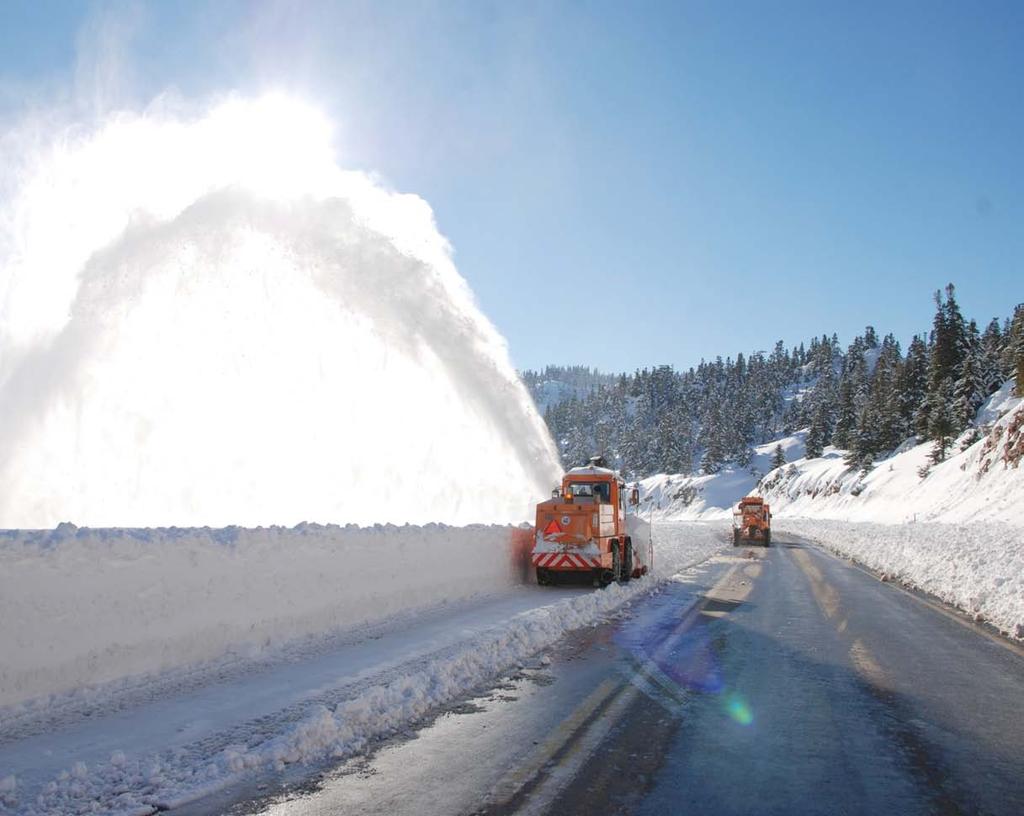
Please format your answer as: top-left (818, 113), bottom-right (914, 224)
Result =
top-left (733, 496), bottom-right (772, 547)
top-left (532, 460), bottom-right (651, 586)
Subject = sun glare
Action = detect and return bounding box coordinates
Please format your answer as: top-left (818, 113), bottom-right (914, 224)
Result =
top-left (0, 93), bottom-right (561, 528)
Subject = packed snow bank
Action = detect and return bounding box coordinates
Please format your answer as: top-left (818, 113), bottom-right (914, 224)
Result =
top-left (776, 519), bottom-right (1024, 640)
top-left (138, 524), bottom-right (725, 813)
top-left (1, 523), bottom-right (725, 816)
top-left (0, 523), bottom-right (528, 709)
top-left (639, 432), bottom-right (806, 520)
top-left (760, 387), bottom-right (1024, 525)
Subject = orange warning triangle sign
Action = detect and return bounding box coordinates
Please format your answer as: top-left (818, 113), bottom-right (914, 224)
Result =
top-left (543, 519), bottom-right (562, 535)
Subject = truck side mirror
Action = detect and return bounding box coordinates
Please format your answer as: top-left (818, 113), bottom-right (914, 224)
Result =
top-left (630, 487), bottom-right (640, 506)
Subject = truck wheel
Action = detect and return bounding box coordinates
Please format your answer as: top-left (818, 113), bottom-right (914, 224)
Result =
top-left (620, 540), bottom-right (633, 583)
top-left (600, 544), bottom-right (620, 587)
top-left (764, 532), bottom-right (771, 548)
top-left (732, 529), bottom-right (740, 547)
top-left (537, 567), bottom-right (551, 585)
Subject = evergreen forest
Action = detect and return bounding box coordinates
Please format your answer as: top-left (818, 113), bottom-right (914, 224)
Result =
top-left (522, 286), bottom-right (1024, 478)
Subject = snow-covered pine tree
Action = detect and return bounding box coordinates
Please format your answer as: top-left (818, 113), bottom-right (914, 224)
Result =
top-left (952, 320), bottom-right (988, 430)
top-left (978, 318), bottom-right (1005, 399)
top-left (849, 333), bottom-right (902, 463)
top-left (771, 443), bottom-right (785, 470)
top-left (781, 399), bottom-right (801, 435)
top-left (927, 377), bottom-right (957, 463)
top-left (831, 376), bottom-right (857, 449)
top-left (527, 288), bottom-right (1018, 479)
top-left (806, 401), bottom-right (830, 459)
top-left (899, 335), bottom-right (930, 439)
top-left (846, 401), bottom-right (878, 471)
top-left (697, 393), bottom-right (721, 474)
top-left (1003, 304), bottom-right (1024, 396)
top-left (926, 285), bottom-right (969, 432)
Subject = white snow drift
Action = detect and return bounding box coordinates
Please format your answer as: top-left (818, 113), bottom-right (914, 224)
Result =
top-left (0, 523), bottom-right (725, 816)
top-left (0, 522), bottom-right (526, 709)
top-left (0, 94), bottom-right (560, 529)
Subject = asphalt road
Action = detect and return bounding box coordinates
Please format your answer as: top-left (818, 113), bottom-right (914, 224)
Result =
top-left (215, 536), bottom-right (1024, 816)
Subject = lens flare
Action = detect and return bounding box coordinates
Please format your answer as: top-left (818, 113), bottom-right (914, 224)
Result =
top-left (0, 93), bottom-right (562, 528)
top-left (724, 692), bottom-right (754, 725)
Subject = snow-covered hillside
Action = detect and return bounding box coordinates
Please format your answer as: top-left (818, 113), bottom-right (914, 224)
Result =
top-left (635, 380), bottom-right (1024, 640)
top-left (760, 381), bottom-right (1024, 524)
top-left (638, 432), bottom-right (807, 520)
top-left (761, 382), bottom-right (1024, 640)
top-left (638, 381), bottom-right (1022, 526)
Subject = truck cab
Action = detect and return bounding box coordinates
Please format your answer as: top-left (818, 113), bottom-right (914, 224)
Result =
top-left (532, 459), bottom-right (649, 586)
top-left (733, 496), bottom-right (772, 547)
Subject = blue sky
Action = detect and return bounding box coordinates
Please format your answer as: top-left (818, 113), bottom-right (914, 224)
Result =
top-left (1, 1), bottom-right (1021, 372)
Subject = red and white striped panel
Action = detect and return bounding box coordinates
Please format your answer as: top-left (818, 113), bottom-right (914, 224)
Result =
top-left (532, 552), bottom-right (602, 570)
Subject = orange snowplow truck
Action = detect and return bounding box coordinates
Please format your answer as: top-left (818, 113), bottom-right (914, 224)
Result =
top-left (532, 457), bottom-right (649, 586)
top-left (733, 496), bottom-right (771, 547)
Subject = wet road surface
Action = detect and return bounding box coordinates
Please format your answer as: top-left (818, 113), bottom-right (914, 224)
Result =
top-left (206, 537), bottom-right (1024, 816)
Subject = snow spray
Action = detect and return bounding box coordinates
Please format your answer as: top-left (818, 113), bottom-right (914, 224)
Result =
top-left (0, 94), bottom-right (562, 527)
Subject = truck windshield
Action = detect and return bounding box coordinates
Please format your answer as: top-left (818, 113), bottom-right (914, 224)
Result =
top-left (568, 482), bottom-right (610, 502)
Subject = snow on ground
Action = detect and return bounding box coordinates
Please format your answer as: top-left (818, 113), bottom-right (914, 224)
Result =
top-left (0, 522), bottom-right (726, 816)
top-left (763, 390), bottom-right (1024, 640)
top-left (635, 381), bottom-right (1024, 641)
top-left (640, 381), bottom-right (1023, 526)
top-left (638, 431), bottom-right (807, 521)
top-left (775, 518), bottom-right (1024, 640)
top-left (760, 383), bottom-right (1024, 525)
top-left (0, 523), bottom-right (525, 709)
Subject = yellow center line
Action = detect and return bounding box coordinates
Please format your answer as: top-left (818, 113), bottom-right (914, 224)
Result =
top-left (849, 638), bottom-right (890, 691)
top-left (791, 547), bottom-right (841, 620)
top-left (487, 678), bottom-right (620, 805)
top-left (790, 546), bottom-right (893, 693)
top-left (823, 548), bottom-right (1024, 659)
top-left (489, 557), bottom-right (762, 812)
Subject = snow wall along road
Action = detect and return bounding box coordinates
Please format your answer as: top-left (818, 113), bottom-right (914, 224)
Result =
top-left (0, 523), bottom-right (535, 708)
top-left (0, 94), bottom-right (562, 529)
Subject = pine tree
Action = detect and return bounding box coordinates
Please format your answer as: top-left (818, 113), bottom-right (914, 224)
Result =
top-left (806, 401), bottom-right (830, 459)
top-left (530, 291), bottom-right (1019, 479)
top-left (831, 376), bottom-right (857, 449)
top-left (771, 444), bottom-right (785, 470)
top-left (927, 377), bottom-right (957, 463)
top-left (928, 284), bottom-right (969, 395)
top-left (700, 399), bottom-right (728, 474)
top-left (1003, 304), bottom-right (1024, 395)
top-left (900, 335), bottom-right (930, 439)
top-left (952, 320), bottom-right (987, 430)
top-left (869, 334), bottom-right (903, 454)
top-left (846, 402), bottom-right (877, 471)
top-left (978, 318), bottom-right (1005, 398)
top-left (921, 285), bottom-right (968, 441)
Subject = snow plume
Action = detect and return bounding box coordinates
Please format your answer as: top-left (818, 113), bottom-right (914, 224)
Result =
top-left (0, 94), bottom-right (561, 527)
